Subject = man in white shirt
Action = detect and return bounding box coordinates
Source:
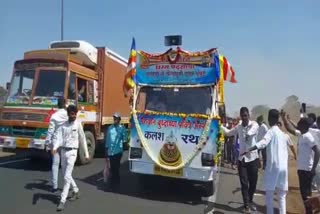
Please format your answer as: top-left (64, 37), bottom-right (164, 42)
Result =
top-left (222, 107), bottom-right (260, 213)
top-left (286, 113), bottom-right (320, 193)
top-left (281, 111), bottom-right (320, 214)
top-left (257, 115), bottom-right (268, 170)
top-left (53, 105), bottom-right (89, 211)
top-left (243, 109), bottom-right (292, 214)
top-left (314, 116), bottom-right (320, 193)
top-left (45, 98), bottom-right (68, 193)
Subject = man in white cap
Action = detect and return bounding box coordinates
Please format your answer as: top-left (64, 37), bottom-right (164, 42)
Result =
top-left (105, 112), bottom-right (127, 190)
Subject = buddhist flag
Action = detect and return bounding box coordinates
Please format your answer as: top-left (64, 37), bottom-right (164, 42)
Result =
top-left (123, 38), bottom-right (137, 97)
top-left (219, 55), bottom-right (237, 83)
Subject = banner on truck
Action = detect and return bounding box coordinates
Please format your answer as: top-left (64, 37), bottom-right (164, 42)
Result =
top-left (135, 49), bottom-right (220, 85)
top-left (130, 113), bottom-right (219, 169)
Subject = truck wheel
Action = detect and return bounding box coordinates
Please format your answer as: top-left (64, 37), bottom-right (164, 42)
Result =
top-left (77, 131), bottom-right (96, 165)
top-left (203, 180), bottom-right (215, 197)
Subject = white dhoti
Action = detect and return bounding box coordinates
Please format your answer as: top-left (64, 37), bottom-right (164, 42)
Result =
top-left (263, 167), bottom-right (288, 214)
top-left (256, 126), bottom-right (289, 214)
top-left (263, 167), bottom-right (288, 191)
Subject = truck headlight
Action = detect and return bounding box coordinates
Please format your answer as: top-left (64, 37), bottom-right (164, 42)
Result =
top-left (0, 126), bottom-right (10, 135)
top-left (201, 153), bottom-right (215, 167)
top-left (35, 128), bottom-right (48, 139)
top-left (130, 147), bottom-right (142, 159)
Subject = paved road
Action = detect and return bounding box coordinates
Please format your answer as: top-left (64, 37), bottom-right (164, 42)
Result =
top-left (212, 163), bottom-right (265, 214)
top-left (0, 152), bottom-right (267, 214)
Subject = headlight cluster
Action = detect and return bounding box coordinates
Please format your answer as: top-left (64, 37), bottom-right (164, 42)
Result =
top-left (0, 126), bottom-right (11, 135)
top-left (35, 128), bottom-right (48, 139)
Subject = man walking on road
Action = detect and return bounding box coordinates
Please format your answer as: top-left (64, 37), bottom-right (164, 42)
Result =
top-left (307, 113), bottom-right (319, 192)
top-left (45, 98), bottom-right (68, 193)
top-left (222, 107), bottom-right (260, 213)
top-left (243, 109), bottom-right (291, 214)
top-left (53, 105), bottom-right (89, 211)
top-left (257, 115), bottom-right (268, 170)
top-left (105, 112), bottom-right (126, 190)
top-left (281, 111), bottom-right (320, 214)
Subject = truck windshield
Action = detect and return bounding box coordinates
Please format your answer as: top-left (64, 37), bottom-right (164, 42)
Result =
top-left (34, 70), bottom-right (66, 97)
top-left (7, 70), bottom-right (35, 104)
top-left (136, 86), bottom-right (213, 115)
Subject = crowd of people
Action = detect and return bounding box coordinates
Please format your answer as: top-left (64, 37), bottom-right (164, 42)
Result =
top-left (222, 107), bottom-right (320, 214)
top-left (45, 98), bottom-right (126, 211)
top-left (44, 97), bottom-right (320, 213)
top-left (223, 117), bottom-right (240, 169)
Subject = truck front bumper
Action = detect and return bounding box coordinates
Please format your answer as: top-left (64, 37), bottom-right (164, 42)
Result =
top-left (0, 136), bottom-right (45, 150)
top-left (129, 160), bottom-right (218, 182)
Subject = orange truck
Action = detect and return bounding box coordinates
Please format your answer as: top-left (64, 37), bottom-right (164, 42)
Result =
top-left (0, 40), bottom-right (130, 164)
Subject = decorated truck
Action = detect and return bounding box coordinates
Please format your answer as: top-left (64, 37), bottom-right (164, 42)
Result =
top-left (0, 40), bottom-right (130, 164)
top-left (123, 36), bottom-right (236, 195)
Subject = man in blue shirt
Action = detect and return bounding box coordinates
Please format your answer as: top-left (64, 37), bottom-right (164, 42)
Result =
top-left (105, 112), bottom-right (126, 188)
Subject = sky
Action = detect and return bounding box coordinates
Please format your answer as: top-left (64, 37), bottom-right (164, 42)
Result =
top-left (1, 0), bottom-right (319, 114)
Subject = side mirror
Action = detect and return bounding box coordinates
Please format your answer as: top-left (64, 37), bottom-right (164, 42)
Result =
top-left (6, 82), bottom-right (10, 91)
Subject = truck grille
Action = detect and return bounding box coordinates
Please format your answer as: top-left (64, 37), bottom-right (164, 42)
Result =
top-left (12, 126), bottom-right (37, 137)
top-left (1, 112), bottom-right (45, 122)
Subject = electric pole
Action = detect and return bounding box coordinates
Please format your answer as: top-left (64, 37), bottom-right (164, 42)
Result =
top-left (61, 0), bottom-right (64, 40)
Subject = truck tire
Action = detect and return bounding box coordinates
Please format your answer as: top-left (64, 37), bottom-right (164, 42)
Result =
top-left (203, 180), bottom-right (215, 197)
top-left (77, 131), bottom-right (96, 165)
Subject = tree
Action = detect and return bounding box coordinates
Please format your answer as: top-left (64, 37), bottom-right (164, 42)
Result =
top-left (282, 95), bottom-right (301, 122)
top-left (285, 95), bottom-right (299, 103)
top-left (251, 105), bottom-right (270, 122)
top-left (307, 105), bottom-right (320, 117)
top-left (228, 95), bottom-right (319, 125)
top-left (0, 86), bottom-right (8, 107)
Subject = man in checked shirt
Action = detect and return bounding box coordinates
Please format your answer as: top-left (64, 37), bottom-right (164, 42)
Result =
top-left (52, 105), bottom-right (89, 211)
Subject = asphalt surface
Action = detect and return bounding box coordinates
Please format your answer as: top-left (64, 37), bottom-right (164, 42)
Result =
top-left (0, 152), bottom-right (267, 214)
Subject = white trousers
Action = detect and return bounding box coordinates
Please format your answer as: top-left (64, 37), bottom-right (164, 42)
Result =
top-left (60, 149), bottom-right (79, 203)
top-left (51, 150), bottom-right (60, 189)
top-left (265, 189), bottom-right (287, 214)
